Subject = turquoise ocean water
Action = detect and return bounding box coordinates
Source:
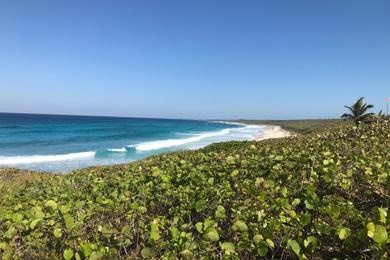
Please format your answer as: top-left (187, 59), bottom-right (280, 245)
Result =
top-left (0, 113), bottom-right (263, 172)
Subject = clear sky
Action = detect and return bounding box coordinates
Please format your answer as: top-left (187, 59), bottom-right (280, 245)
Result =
top-left (0, 1), bottom-right (389, 119)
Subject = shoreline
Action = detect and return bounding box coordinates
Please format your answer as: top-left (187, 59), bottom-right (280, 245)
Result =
top-left (254, 125), bottom-right (292, 140)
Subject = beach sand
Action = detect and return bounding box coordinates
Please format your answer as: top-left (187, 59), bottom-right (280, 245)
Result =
top-left (255, 125), bottom-right (292, 140)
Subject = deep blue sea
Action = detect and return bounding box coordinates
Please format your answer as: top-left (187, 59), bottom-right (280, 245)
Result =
top-left (0, 113), bottom-right (263, 172)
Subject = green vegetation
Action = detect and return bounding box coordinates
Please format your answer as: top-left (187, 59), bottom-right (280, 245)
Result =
top-left (235, 119), bottom-right (350, 134)
top-left (1, 122), bottom-right (389, 259)
top-left (341, 97), bottom-right (375, 126)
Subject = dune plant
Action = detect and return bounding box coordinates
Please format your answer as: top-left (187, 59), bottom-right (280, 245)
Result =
top-left (341, 97), bottom-right (374, 126)
top-left (0, 122), bottom-right (389, 259)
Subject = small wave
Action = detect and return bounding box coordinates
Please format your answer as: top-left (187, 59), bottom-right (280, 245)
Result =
top-left (0, 152), bottom-right (95, 165)
top-left (134, 128), bottom-right (236, 151)
top-left (209, 120), bottom-right (246, 126)
top-left (106, 147), bottom-right (127, 153)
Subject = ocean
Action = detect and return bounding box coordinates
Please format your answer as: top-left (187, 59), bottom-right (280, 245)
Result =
top-left (0, 113), bottom-right (263, 172)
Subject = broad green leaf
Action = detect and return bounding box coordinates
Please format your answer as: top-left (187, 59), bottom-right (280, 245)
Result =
top-left (253, 234), bottom-right (264, 243)
top-left (5, 227), bottom-right (16, 239)
top-left (195, 222), bottom-right (203, 233)
top-left (274, 155), bottom-right (283, 161)
top-left (281, 186), bottom-right (288, 197)
top-left (232, 220), bottom-right (248, 232)
top-left (141, 247), bottom-right (157, 258)
top-left (292, 198), bottom-right (301, 207)
top-left (304, 236), bottom-right (317, 248)
top-left (203, 228), bottom-right (220, 241)
top-left (373, 225), bottom-right (388, 245)
top-left (30, 218), bottom-right (42, 230)
top-left (81, 243), bottom-right (92, 257)
top-left (180, 249), bottom-right (193, 259)
top-left (378, 207), bottom-right (387, 224)
top-left (266, 239), bottom-right (275, 249)
top-left (215, 205), bottom-right (227, 219)
top-left (63, 248), bottom-right (74, 260)
top-left (221, 242), bottom-right (235, 254)
top-left (45, 200), bottom-right (58, 210)
top-left (288, 239), bottom-right (301, 256)
top-left (195, 199), bottom-right (206, 212)
top-left (203, 219), bottom-right (215, 230)
top-left (226, 156), bottom-right (235, 164)
top-left (367, 222), bottom-right (375, 238)
top-left (338, 227), bottom-right (351, 240)
top-left (53, 228), bottom-right (62, 238)
top-left (300, 213), bottom-right (311, 226)
top-left (170, 226), bottom-right (179, 238)
top-left (63, 214), bottom-right (75, 229)
top-left (288, 210), bottom-right (297, 218)
top-left (150, 223), bottom-right (160, 241)
top-left (257, 241), bottom-right (268, 256)
top-left (12, 213), bottom-right (23, 223)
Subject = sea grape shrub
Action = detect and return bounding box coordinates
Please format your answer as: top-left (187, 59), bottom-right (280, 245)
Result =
top-left (0, 122), bottom-right (389, 259)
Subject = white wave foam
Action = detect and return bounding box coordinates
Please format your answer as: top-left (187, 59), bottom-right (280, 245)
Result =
top-left (210, 120), bottom-right (246, 126)
top-left (134, 124), bottom-right (263, 152)
top-left (0, 152), bottom-right (95, 165)
top-left (134, 128), bottom-right (232, 151)
top-left (107, 148), bottom-right (127, 153)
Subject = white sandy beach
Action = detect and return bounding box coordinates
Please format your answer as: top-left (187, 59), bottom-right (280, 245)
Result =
top-left (255, 125), bottom-right (292, 140)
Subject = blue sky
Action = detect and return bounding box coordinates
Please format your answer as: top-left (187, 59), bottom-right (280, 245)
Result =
top-left (0, 1), bottom-right (389, 119)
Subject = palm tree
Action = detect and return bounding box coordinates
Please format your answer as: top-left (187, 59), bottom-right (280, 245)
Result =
top-left (341, 97), bottom-right (374, 126)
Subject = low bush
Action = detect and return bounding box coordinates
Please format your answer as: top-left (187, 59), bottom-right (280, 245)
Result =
top-left (0, 122), bottom-right (389, 259)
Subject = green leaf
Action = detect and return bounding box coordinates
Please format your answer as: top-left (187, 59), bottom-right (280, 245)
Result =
top-left (203, 219), bottom-right (215, 230)
top-left (373, 225), bottom-right (388, 245)
top-left (288, 210), bottom-right (297, 218)
top-left (338, 227), bottom-right (351, 240)
top-left (30, 218), bottom-right (42, 230)
top-left (257, 241), bottom-right (268, 256)
top-left (12, 213), bottom-right (23, 223)
top-left (232, 220), bottom-right (248, 232)
top-left (304, 236), bottom-right (317, 248)
top-left (5, 227), bottom-right (16, 239)
top-left (203, 228), bottom-right (220, 242)
top-left (53, 228), bottom-right (62, 238)
top-left (300, 213), bottom-right (311, 226)
top-left (31, 206), bottom-right (45, 219)
top-left (0, 242), bottom-right (8, 250)
top-left (292, 198), bottom-right (301, 207)
top-left (367, 222), bottom-right (375, 238)
top-left (141, 247), bottom-right (157, 258)
top-left (266, 239), bottom-right (275, 249)
top-left (195, 199), bottom-right (206, 212)
top-left (195, 222), bottom-right (203, 233)
top-left (215, 205), bottom-right (227, 219)
top-left (253, 234), bottom-right (264, 243)
top-left (45, 200), bottom-right (58, 211)
top-left (281, 186), bottom-right (288, 197)
top-left (226, 156), bottom-right (235, 164)
top-left (150, 223), bottom-right (160, 241)
top-left (63, 248), bottom-right (74, 260)
top-left (288, 239), bottom-right (301, 256)
top-left (221, 242), bottom-right (235, 254)
top-left (274, 155), bottom-right (284, 161)
top-left (63, 214), bottom-right (75, 229)
top-left (378, 207), bottom-right (387, 224)
top-left (304, 200), bottom-right (314, 210)
top-left (81, 243), bottom-right (92, 257)
top-left (170, 226), bottom-right (179, 238)
top-left (180, 249), bottom-right (193, 259)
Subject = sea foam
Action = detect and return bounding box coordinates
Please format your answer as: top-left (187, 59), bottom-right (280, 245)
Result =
top-left (132, 125), bottom-right (262, 152)
top-left (0, 151), bottom-right (95, 165)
